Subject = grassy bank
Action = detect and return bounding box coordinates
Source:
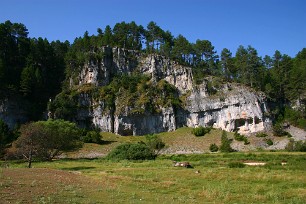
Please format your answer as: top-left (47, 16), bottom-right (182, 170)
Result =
top-left (1, 152), bottom-right (305, 203)
top-left (64, 127), bottom-right (232, 158)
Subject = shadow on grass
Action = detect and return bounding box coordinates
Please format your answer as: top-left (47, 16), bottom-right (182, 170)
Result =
top-left (101, 140), bottom-right (117, 145)
top-left (84, 140), bottom-right (117, 145)
top-left (60, 166), bottom-right (96, 171)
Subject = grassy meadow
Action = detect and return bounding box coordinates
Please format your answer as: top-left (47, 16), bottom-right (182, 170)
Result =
top-left (1, 152), bottom-right (306, 203)
top-left (1, 127), bottom-right (306, 203)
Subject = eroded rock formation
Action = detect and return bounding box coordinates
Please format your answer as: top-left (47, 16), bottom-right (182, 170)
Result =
top-left (62, 47), bottom-right (272, 135)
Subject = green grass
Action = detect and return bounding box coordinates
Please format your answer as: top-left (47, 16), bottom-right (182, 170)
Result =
top-left (2, 128), bottom-right (305, 203)
top-left (2, 152), bottom-right (306, 203)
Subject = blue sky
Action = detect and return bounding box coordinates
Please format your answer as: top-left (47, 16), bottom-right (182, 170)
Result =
top-left (1, 0), bottom-right (305, 57)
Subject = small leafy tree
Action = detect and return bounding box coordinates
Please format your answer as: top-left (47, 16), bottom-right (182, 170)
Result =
top-left (11, 119), bottom-right (82, 167)
top-left (220, 131), bottom-right (234, 153)
top-left (13, 122), bottom-right (45, 168)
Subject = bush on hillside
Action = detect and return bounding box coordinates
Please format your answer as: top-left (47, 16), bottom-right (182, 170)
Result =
top-left (144, 134), bottom-right (165, 154)
top-left (220, 131), bottom-right (235, 153)
top-left (234, 132), bottom-right (250, 145)
top-left (285, 139), bottom-right (306, 152)
top-left (273, 123), bottom-right (291, 137)
top-left (82, 129), bottom-right (103, 144)
top-left (106, 143), bottom-right (156, 160)
top-left (192, 126), bottom-right (211, 136)
top-left (255, 132), bottom-right (268, 137)
top-left (266, 139), bottom-right (274, 146)
top-left (283, 107), bottom-right (306, 130)
top-left (209, 143), bottom-right (219, 152)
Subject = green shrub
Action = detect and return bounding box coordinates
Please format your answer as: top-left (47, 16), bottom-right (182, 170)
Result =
top-left (244, 139), bottom-right (250, 145)
top-left (106, 143), bottom-right (156, 160)
top-left (228, 162), bottom-right (245, 168)
top-left (220, 131), bottom-right (235, 152)
top-left (296, 141), bottom-right (306, 152)
top-left (273, 123), bottom-right (293, 137)
top-left (192, 126), bottom-right (211, 136)
top-left (256, 132), bottom-right (268, 137)
top-left (266, 139), bottom-right (273, 146)
top-left (234, 132), bottom-right (250, 145)
top-left (82, 130), bottom-right (103, 144)
top-left (209, 143), bottom-right (219, 152)
top-left (284, 107), bottom-right (306, 130)
top-left (206, 81), bottom-right (217, 95)
top-left (297, 118), bottom-right (306, 130)
top-left (145, 134), bottom-right (165, 154)
top-left (286, 139), bottom-right (306, 152)
top-left (234, 132), bottom-right (245, 141)
top-left (273, 123), bottom-right (287, 136)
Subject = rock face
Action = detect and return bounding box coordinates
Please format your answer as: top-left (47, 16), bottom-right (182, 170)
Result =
top-left (0, 97), bottom-right (29, 129)
top-left (114, 106), bottom-right (176, 136)
top-left (185, 83), bottom-right (270, 134)
top-left (66, 47), bottom-right (271, 135)
top-left (138, 55), bottom-right (193, 94)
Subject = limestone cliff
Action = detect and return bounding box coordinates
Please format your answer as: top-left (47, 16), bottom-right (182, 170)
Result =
top-left (0, 96), bottom-right (29, 129)
top-left (58, 47), bottom-right (271, 135)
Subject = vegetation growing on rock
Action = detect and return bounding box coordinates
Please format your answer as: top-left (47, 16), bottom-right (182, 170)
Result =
top-left (98, 74), bottom-right (181, 115)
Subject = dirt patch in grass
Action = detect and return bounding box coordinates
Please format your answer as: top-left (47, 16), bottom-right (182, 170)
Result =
top-left (0, 168), bottom-right (96, 203)
top-left (243, 162), bottom-right (266, 166)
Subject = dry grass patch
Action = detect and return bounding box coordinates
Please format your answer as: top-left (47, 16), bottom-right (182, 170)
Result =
top-left (0, 168), bottom-right (95, 203)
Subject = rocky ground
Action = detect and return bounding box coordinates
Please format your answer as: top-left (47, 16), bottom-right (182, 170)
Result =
top-left (286, 126), bottom-right (306, 141)
top-left (232, 126), bottom-right (306, 152)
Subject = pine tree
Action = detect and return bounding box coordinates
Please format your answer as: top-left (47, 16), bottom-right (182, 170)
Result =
top-left (220, 131), bottom-right (234, 153)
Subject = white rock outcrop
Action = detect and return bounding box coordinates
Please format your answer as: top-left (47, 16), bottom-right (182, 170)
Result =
top-left (71, 47), bottom-right (271, 135)
top-left (185, 83), bottom-right (271, 134)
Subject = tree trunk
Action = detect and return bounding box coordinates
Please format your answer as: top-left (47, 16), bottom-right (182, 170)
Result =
top-left (28, 148), bottom-right (32, 168)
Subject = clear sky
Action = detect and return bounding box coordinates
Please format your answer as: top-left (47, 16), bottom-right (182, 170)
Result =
top-left (1, 0), bottom-right (305, 57)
